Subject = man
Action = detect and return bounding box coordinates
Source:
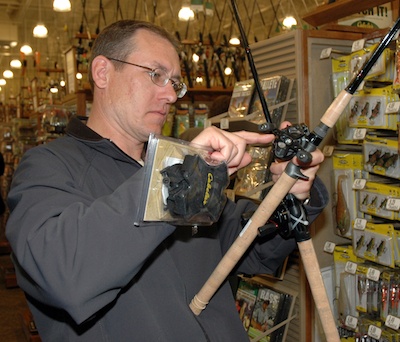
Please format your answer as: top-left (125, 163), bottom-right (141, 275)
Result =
top-left (6, 20), bottom-right (327, 341)
top-left (252, 300), bottom-right (273, 332)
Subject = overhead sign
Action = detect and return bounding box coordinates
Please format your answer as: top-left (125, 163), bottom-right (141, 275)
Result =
top-left (338, 3), bottom-right (393, 29)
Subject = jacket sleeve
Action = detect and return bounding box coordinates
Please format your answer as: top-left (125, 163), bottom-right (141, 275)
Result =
top-left (6, 145), bottom-right (175, 324)
top-left (217, 176), bottom-right (329, 275)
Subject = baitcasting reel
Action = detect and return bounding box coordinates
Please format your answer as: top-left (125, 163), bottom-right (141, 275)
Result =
top-left (269, 123), bottom-right (313, 164)
top-left (242, 193), bottom-right (310, 242)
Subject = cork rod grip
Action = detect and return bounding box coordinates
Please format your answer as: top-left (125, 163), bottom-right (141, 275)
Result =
top-left (190, 172), bottom-right (297, 315)
top-left (298, 240), bottom-right (340, 342)
top-left (320, 90), bottom-right (353, 128)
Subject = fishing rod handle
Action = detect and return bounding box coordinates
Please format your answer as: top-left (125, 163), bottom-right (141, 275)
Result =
top-left (298, 240), bottom-right (340, 342)
top-left (190, 172), bottom-right (297, 315)
top-left (320, 90), bottom-right (353, 128)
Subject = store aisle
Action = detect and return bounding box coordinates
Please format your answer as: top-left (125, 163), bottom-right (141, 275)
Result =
top-left (0, 254), bottom-right (29, 342)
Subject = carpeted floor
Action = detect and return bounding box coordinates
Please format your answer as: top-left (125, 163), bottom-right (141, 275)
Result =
top-left (0, 253), bottom-right (30, 342)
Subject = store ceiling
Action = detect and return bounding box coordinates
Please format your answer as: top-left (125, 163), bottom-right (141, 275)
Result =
top-left (0, 0), bottom-right (324, 97)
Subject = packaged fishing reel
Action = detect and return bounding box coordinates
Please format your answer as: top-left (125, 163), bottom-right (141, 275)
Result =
top-left (139, 134), bottom-right (229, 226)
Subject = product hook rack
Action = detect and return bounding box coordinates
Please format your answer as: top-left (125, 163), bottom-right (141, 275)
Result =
top-left (189, 2), bottom-right (400, 341)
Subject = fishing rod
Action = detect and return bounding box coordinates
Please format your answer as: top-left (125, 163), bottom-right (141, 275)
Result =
top-left (189, 2), bottom-right (400, 341)
top-left (230, 0), bottom-right (274, 130)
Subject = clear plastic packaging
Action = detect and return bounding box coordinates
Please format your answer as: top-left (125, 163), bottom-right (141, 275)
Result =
top-left (139, 134), bottom-right (229, 226)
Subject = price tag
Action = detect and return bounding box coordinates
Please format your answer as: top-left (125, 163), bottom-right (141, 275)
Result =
top-left (386, 101), bottom-right (400, 114)
top-left (366, 267), bottom-right (380, 282)
top-left (220, 118), bottom-right (229, 130)
top-left (386, 198), bottom-right (400, 211)
top-left (320, 47), bottom-right (332, 59)
top-left (353, 218), bottom-right (367, 230)
top-left (322, 145), bottom-right (335, 157)
top-left (345, 315), bottom-right (358, 330)
top-left (385, 315), bottom-right (400, 330)
top-left (353, 128), bottom-right (367, 140)
top-left (368, 325), bottom-right (382, 340)
top-left (353, 179), bottom-right (366, 190)
top-left (323, 241), bottom-right (336, 254)
top-left (345, 261), bottom-right (358, 274)
top-left (352, 39), bottom-right (365, 52)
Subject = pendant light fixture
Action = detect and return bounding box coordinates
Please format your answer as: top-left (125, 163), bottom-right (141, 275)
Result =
top-left (178, 1), bottom-right (194, 21)
top-left (282, 16), bottom-right (297, 29)
top-left (33, 24), bottom-right (48, 38)
top-left (3, 70), bottom-right (14, 79)
top-left (229, 35), bottom-right (240, 45)
top-left (33, 0), bottom-right (48, 38)
top-left (53, 0), bottom-right (71, 12)
top-left (10, 59), bottom-right (22, 69)
top-left (20, 20), bottom-right (33, 55)
top-left (20, 44), bottom-right (33, 55)
top-left (282, 0), bottom-right (298, 29)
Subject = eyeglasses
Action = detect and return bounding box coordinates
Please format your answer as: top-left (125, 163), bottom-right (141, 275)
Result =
top-left (106, 57), bottom-right (187, 98)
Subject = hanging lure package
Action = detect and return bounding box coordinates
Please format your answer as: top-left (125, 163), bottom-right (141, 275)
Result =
top-left (139, 134), bottom-right (229, 226)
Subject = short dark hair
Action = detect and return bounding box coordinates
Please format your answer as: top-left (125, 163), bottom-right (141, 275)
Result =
top-left (88, 20), bottom-right (181, 89)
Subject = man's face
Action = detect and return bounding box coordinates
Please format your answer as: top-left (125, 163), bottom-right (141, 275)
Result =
top-left (106, 29), bottom-right (181, 143)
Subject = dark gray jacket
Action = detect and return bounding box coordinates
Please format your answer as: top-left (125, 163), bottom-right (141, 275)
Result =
top-left (6, 117), bottom-right (328, 341)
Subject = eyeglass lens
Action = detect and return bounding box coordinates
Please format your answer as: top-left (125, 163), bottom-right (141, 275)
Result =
top-left (150, 69), bottom-right (187, 98)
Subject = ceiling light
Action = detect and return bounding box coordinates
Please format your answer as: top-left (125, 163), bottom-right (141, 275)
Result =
top-left (76, 72), bottom-right (83, 80)
top-left (3, 70), bottom-right (14, 79)
top-left (229, 36), bottom-right (240, 45)
top-left (10, 59), bottom-right (22, 69)
top-left (192, 53), bottom-right (200, 63)
top-left (34, 0), bottom-right (48, 38)
top-left (283, 16), bottom-right (297, 28)
top-left (178, 6), bottom-right (194, 21)
top-left (224, 66), bottom-right (232, 75)
top-left (10, 41), bottom-right (18, 48)
top-left (50, 87), bottom-right (59, 94)
top-left (53, 0), bottom-right (71, 12)
top-left (33, 24), bottom-right (48, 38)
top-left (60, 80), bottom-right (66, 87)
top-left (0, 79), bottom-right (6, 86)
top-left (20, 44), bottom-right (33, 55)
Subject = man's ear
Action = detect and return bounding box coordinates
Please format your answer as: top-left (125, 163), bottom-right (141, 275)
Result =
top-left (91, 56), bottom-right (110, 89)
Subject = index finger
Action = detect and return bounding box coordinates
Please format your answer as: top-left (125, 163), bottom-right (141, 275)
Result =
top-left (229, 130), bottom-right (275, 145)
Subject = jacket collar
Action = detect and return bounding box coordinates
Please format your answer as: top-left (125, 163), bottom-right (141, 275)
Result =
top-left (65, 116), bottom-right (103, 141)
top-left (65, 116), bottom-right (140, 164)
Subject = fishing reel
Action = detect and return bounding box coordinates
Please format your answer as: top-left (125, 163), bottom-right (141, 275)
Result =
top-left (242, 193), bottom-right (310, 242)
top-left (161, 154), bottom-right (229, 224)
top-left (259, 123), bottom-right (313, 164)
